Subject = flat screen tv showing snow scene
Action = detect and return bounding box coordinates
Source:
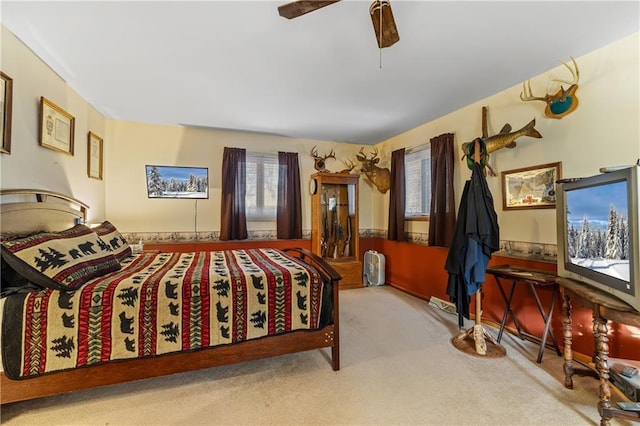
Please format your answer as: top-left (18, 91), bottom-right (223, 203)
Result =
top-left (145, 165), bottom-right (209, 199)
top-left (556, 165), bottom-right (640, 312)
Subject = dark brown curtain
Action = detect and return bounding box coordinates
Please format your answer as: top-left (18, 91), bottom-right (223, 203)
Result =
top-left (387, 148), bottom-right (406, 241)
top-left (276, 152), bottom-right (302, 239)
top-left (220, 147), bottom-right (248, 241)
top-left (428, 133), bottom-right (456, 247)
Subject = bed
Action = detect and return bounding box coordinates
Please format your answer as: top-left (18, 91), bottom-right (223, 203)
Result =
top-left (0, 189), bottom-right (341, 404)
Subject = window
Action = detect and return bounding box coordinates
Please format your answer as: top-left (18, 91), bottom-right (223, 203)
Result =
top-left (404, 147), bottom-right (431, 218)
top-left (246, 152), bottom-right (279, 221)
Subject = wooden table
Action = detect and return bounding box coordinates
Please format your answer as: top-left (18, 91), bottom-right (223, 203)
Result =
top-left (486, 265), bottom-right (561, 363)
top-left (557, 277), bottom-right (640, 426)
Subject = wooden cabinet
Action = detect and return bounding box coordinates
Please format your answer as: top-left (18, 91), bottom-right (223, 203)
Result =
top-left (310, 172), bottom-right (361, 289)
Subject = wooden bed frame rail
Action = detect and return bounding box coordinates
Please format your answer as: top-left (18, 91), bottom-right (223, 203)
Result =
top-left (1, 325), bottom-right (338, 404)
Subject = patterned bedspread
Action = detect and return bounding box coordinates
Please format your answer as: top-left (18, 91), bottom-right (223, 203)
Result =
top-left (2, 248), bottom-right (325, 379)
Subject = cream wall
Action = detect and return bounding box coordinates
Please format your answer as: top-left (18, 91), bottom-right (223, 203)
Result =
top-left (0, 27), bottom-right (107, 221)
top-left (104, 119), bottom-right (375, 234)
top-left (378, 32), bottom-right (640, 245)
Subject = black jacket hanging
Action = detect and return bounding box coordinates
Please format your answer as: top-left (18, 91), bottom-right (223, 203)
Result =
top-left (444, 162), bottom-right (499, 327)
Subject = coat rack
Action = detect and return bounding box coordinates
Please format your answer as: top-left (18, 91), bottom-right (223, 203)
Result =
top-left (451, 107), bottom-right (506, 358)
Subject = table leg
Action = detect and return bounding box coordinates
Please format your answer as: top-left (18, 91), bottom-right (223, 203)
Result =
top-left (496, 279), bottom-right (517, 343)
top-left (495, 278), bottom-right (524, 343)
top-left (530, 284), bottom-right (561, 363)
top-left (547, 286), bottom-right (562, 356)
top-left (562, 292), bottom-right (574, 389)
top-left (593, 311), bottom-right (612, 426)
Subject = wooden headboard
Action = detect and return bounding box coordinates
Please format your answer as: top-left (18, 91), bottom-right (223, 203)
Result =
top-left (0, 189), bottom-right (89, 237)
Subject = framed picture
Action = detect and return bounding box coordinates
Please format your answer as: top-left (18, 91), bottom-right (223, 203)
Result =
top-left (501, 162), bottom-right (562, 210)
top-left (87, 132), bottom-right (103, 180)
top-left (0, 71), bottom-right (12, 154)
top-left (145, 165), bottom-right (209, 199)
top-left (39, 96), bottom-right (75, 155)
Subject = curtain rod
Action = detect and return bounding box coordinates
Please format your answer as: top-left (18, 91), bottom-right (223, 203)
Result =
top-left (405, 142), bottom-right (429, 154)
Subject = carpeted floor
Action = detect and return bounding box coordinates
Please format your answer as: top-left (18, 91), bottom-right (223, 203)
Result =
top-left (0, 286), bottom-right (632, 425)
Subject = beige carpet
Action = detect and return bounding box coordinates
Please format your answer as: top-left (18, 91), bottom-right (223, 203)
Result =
top-left (0, 286), bottom-right (631, 425)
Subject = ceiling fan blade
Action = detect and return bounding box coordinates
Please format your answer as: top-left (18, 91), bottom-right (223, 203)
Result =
top-left (370, 0), bottom-right (400, 48)
top-left (278, 1), bottom-right (340, 19)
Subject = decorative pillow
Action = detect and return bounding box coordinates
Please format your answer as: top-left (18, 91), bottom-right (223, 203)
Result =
top-left (92, 221), bottom-right (132, 262)
top-left (0, 224), bottom-right (121, 290)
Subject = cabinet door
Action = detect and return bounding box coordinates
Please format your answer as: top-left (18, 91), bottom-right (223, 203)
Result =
top-left (320, 182), bottom-right (356, 259)
top-left (311, 172), bottom-right (359, 262)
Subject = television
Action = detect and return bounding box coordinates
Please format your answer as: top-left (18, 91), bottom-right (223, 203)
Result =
top-left (145, 165), bottom-right (209, 199)
top-left (556, 165), bottom-right (639, 312)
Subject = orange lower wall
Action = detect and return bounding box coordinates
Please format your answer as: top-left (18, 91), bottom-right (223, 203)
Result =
top-left (361, 237), bottom-right (640, 362)
top-left (147, 237), bottom-right (639, 361)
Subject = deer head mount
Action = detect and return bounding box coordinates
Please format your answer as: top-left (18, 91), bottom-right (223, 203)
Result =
top-left (356, 147), bottom-right (390, 194)
top-left (311, 146), bottom-right (336, 172)
top-left (520, 57), bottom-right (580, 119)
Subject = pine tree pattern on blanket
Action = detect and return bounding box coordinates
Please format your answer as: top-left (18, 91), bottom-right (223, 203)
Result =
top-left (2, 248), bottom-right (324, 379)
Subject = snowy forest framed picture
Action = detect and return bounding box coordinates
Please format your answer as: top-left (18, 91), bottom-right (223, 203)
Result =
top-left (88, 132), bottom-right (103, 179)
top-left (146, 165), bottom-right (209, 199)
top-left (501, 162), bottom-right (562, 210)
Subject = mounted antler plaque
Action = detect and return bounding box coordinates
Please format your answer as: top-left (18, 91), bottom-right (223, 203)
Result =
top-left (311, 146), bottom-right (336, 172)
top-left (520, 57), bottom-right (580, 119)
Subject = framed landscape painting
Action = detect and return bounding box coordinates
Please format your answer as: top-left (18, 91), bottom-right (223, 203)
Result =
top-left (501, 162), bottom-right (562, 210)
top-left (145, 165), bottom-right (209, 199)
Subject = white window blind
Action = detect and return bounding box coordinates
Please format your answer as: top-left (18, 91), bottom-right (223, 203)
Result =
top-left (246, 152), bottom-right (279, 221)
top-left (404, 147), bottom-right (431, 218)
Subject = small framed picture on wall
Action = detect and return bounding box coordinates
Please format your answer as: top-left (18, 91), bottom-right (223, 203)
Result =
top-left (39, 96), bottom-right (75, 155)
top-left (501, 162), bottom-right (562, 210)
top-left (88, 131), bottom-right (103, 180)
top-left (0, 71), bottom-right (13, 154)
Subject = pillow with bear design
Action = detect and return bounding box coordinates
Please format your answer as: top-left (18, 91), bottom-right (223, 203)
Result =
top-left (92, 221), bottom-right (132, 262)
top-left (0, 224), bottom-right (121, 290)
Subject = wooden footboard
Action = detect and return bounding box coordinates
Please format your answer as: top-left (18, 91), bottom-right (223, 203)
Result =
top-left (1, 248), bottom-right (341, 405)
top-left (1, 325), bottom-right (337, 404)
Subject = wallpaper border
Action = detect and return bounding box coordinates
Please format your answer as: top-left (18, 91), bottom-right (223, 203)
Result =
top-left (122, 229), bottom-right (556, 263)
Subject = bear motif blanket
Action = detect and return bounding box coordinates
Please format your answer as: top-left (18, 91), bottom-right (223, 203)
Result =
top-left (2, 248), bottom-right (324, 379)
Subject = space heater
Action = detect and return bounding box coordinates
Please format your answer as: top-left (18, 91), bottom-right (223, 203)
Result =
top-left (363, 250), bottom-right (386, 286)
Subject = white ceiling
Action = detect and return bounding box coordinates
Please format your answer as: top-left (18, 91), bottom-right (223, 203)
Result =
top-left (2, 1), bottom-right (639, 145)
